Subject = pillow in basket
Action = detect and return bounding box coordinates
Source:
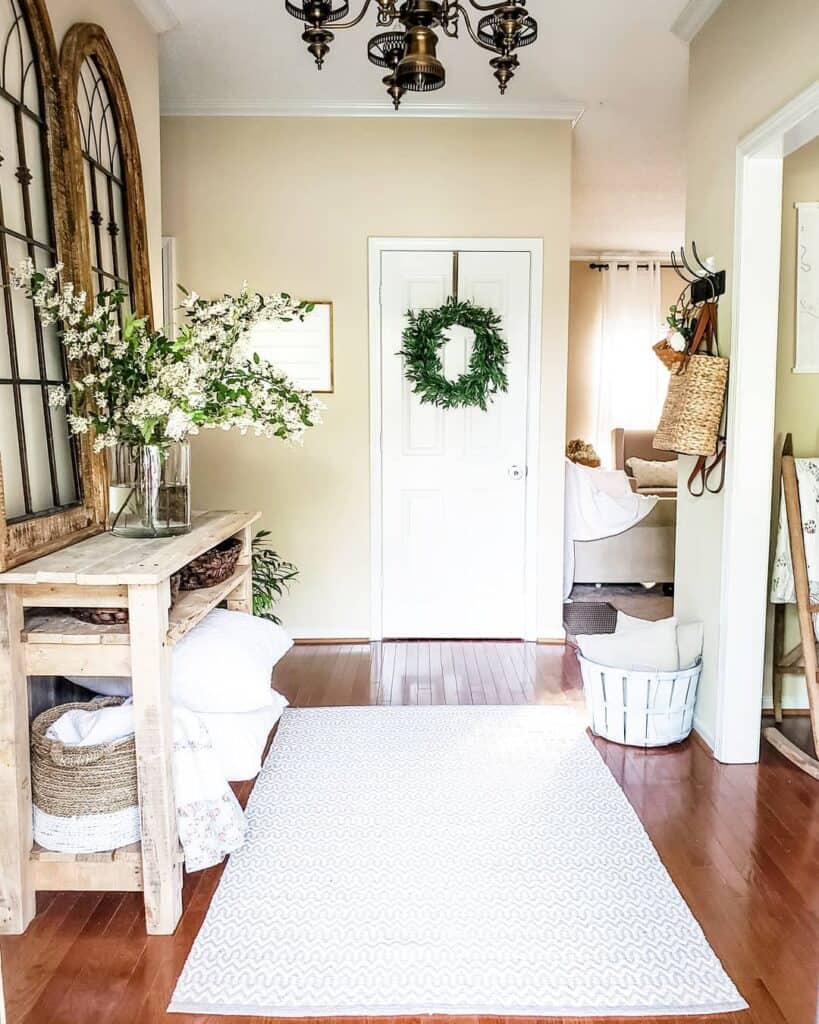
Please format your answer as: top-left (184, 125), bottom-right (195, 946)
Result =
top-left (171, 608), bottom-right (293, 714)
top-left (626, 457), bottom-right (678, 489)
top-left (576, 616), bottom-right (679, 672)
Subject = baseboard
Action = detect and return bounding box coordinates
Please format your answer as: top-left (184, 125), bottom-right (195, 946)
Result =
top-left (293, 636), bottom-right (370, 645)
top-left (762, 708), bottom-right (810, 717)
top-left (692, 714), bottom-right (715, 754)
top-left (761, 695), bottom-right (809, 712)
top-left (289, 628), bottom-right (370, 642)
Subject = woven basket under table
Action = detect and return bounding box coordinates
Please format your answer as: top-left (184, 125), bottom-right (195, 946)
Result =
top-left (177, 537), bottom-right (242, 590)
top-left (31, 697), bottom-right (141, 853)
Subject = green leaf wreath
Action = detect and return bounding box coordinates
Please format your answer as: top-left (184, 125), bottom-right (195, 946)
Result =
top-left (399, 298), bottom-right (509, 411)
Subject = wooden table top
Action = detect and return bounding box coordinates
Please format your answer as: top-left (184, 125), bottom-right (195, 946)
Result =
top-left (0, 510), bottom-right (259, 587)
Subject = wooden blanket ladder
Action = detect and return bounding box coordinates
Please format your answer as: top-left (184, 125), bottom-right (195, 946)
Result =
top-left (767, 433), bottom-right (819, 779)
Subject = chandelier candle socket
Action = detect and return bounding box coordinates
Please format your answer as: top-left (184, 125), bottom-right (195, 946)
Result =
top-left (285, 0), bottom-right (538, 109)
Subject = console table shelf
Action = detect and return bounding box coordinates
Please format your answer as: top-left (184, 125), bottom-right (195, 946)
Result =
top-left (0, 510), bottom-right (259, 936)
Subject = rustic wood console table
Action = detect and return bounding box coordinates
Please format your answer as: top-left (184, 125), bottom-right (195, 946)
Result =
top-left (0, 510), bottom-right (259, 936)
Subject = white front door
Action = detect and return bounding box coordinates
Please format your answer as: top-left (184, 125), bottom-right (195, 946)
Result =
top-left (379, 249), bottom-right (532, 638)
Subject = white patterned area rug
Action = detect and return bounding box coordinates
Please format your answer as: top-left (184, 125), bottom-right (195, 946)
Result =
top-left (169, 706), bottom-right (746, 1017)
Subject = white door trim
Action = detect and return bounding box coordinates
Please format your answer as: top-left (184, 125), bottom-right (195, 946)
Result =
top-left (715, 81), bottom-right (819, 763)
top-left (368, 237), bottom-right (544, 642)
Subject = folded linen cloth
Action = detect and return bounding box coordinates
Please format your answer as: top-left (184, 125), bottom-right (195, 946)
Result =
top-left (771, 457), bottom-right (819, 640)
top-left (46, 700), bottom-right (246, 872)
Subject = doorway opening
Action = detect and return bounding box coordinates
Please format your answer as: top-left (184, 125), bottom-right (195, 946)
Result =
top-left (563, 257), bottom-right (681, 634)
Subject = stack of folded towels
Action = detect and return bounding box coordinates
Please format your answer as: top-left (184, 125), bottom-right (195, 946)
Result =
top-left (67, 607), bottom-right (292, 782)
top-left (576, 611), bottom-right (703, 672)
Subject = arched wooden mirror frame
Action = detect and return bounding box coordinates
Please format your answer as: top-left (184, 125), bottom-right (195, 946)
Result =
top-left (0, 1), bottom-right (106, 571)
top-left (59, 23), bottom-right (153, 321)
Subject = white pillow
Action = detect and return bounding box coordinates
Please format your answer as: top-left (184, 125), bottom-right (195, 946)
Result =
top-left (65, 675), bottom-right (132, 698)
top-left (626, 457), bottom-right (678, 489)
top-left (615, 611), bottom-right (704, 669)
top-left (172, 609), bottom-right (293, 713)
top-left (677, 622), bottom-right (704, 668)
top-left (67, 609), bottom-right (293, 713)
top-left (577, 617), bottom-right (680, 671)
top-left (198, 701), bottom-right (287, 782)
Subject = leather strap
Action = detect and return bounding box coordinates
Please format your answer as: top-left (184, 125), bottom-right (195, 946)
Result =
top-left (678, 301), bottom-right (719, 374)
top-left (687, 439), bottom-right (727, 496)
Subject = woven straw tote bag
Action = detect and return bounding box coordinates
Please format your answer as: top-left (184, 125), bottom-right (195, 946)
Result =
top-left (654, 301), bottom-right (728, 458)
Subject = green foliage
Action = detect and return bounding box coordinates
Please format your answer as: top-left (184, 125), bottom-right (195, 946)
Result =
top-left (398, 298), bottom-right (509, 411)
top-left (251, 530), bottom-right (299, 625)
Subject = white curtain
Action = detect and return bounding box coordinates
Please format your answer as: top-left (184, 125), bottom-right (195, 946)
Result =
top-left (596, 261), bottom-right (665, 465)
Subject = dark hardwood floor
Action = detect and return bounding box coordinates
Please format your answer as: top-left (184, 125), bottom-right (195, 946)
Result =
top-left (3, 641), bottom-right (819, 1024)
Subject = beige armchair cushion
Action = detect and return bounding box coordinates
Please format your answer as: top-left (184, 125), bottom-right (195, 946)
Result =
top-left (627, 457), bottom-right (678, 489)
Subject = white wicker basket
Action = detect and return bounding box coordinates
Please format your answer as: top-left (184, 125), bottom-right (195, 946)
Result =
top-left (578, 653), bottom-right (702, 747)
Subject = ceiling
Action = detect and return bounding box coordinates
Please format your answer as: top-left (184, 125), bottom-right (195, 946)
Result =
top-left (155, 0), bottom-right (697, 254)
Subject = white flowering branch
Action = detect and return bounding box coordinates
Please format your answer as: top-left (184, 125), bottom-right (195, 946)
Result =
top-left (10, 260), bottom-right (323, 452)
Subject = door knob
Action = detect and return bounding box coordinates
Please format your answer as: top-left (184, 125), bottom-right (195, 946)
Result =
top-left (508, 465), bottom-right (526, 480)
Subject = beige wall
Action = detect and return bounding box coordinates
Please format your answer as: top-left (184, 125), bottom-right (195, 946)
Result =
top-left (765, 137), bottom-right (819, 710)
top-left (46, 0), bottom-right (163, 323)
top-left (681, 0), bottom-right (819, 745)
top-left (161, 117), bottom-right (572, 638)
top-left (566, 263), bottom-right (681, 456)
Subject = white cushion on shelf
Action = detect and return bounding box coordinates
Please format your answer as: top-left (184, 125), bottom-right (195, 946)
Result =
top-left (172, 609), bottom-right (292, 713)
top-left (198, 700), bottom-right (288, 782)
top-left (67, 608), bottom-right (293, 712)
top-left (64, 675), bottom-right (132, 698)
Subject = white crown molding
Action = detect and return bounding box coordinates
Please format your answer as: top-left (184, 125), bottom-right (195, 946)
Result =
top-left (670, 0), bottom-right (725, 42)
top-left (133, 0), bottom-right (179, 34)
top-left (159, 98), bottom-right (586, 124)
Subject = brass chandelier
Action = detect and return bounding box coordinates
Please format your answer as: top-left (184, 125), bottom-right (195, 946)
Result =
top-left (284, 0), bottom-right (538, 109)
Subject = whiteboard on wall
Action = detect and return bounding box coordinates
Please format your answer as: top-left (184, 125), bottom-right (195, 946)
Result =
top-left (249, 302), bottom-right (334, 393)
top-left (795, 203), bottom-right (819, 372)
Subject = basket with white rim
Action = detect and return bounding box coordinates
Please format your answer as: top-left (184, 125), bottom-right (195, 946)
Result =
top-left (578, 653), bottom-right (702, 748)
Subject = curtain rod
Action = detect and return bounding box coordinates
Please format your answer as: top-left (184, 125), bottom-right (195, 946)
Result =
top-left (589, 262), bottom-right (674, 270)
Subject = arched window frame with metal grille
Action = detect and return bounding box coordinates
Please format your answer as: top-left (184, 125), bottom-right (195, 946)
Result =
top-left (59, 23), bottom-right (153, 324)
top-left (0, 0), bottom-right (106, 571)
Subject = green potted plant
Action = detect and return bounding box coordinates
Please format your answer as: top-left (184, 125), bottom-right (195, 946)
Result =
top-left (252, 530), bottom-right (299, 624)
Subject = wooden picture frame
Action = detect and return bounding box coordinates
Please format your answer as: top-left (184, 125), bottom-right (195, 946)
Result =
top-left (59, 23), bottom-right (153, 322)
top-left (0, 2), bottom-right (106, 572)
top-left (248, 300), bottom-right (335, 394)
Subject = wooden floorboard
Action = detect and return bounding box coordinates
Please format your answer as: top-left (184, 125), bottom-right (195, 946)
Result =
top-left (3, 640), bottom-right (819, 1024)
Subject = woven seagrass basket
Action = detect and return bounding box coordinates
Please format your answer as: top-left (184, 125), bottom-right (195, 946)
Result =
top-left (177, 537), bottom-right (242, 590)
top-left (31, 697), bottom-right (141, 853)
top-left (654, 353), bottom-right (728, 458)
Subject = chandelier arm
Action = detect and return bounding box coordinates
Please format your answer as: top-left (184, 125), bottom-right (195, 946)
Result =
top-left (462, 0), bottom-right (510, 12)
top-left (455, 4), bottom-right (501, 53)
top-left (323, 0), bottom-right (387, 32)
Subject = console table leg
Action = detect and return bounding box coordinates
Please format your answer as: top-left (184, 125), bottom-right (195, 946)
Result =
top-left (0, 586), bottom-right (35, 934)
top-left (129, 581), bottom-right (182, 934)
top-left (227, 523), bottom-right (253, 613)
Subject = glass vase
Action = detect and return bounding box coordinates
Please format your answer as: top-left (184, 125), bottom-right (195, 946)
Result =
top-left (107, 441), bottom-right (191, 538)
